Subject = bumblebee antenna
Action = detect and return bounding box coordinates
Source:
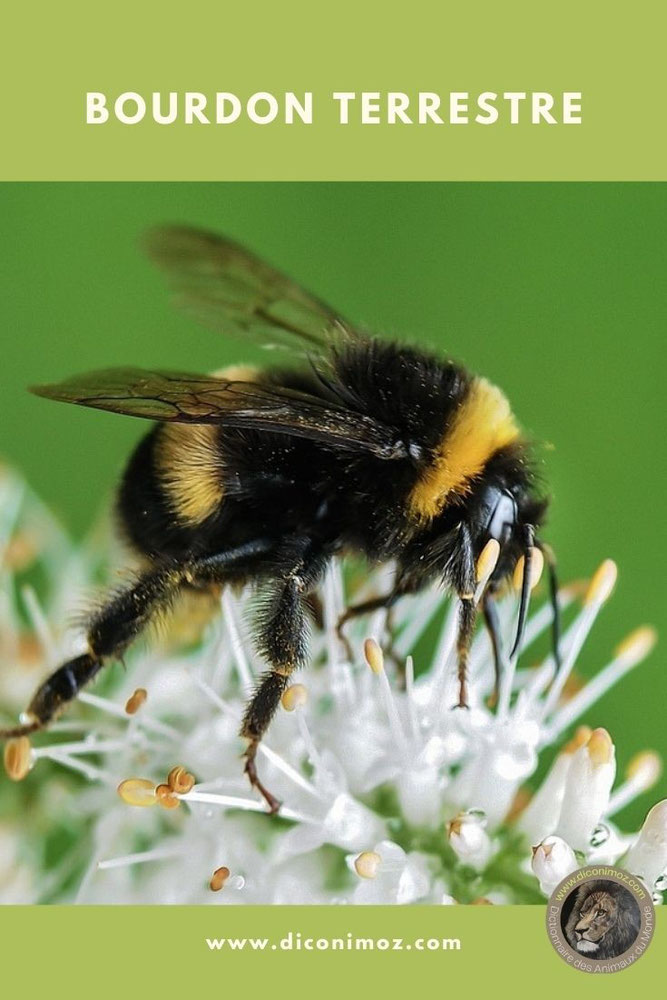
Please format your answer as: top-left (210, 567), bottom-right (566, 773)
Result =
top-left (539, 541), bottom-right (562, 673)
top-left (509, 524), bottom-right (535, 661)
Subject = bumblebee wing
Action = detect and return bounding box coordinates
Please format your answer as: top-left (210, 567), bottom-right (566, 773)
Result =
top-left (144, 225), bottom-right (358, 357)
top-left (31, 367), bottom-right (406, 459)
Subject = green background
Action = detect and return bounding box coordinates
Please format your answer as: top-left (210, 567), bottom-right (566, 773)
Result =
top-left (0, 182), bottom-right (665, 828)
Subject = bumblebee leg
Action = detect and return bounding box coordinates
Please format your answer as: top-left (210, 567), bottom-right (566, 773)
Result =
top-left (304, 592), bottom-right (324, 630)
top-left (451, 522), bottom-right (478, 709)
top-left (337, 590), bottom-right (399, 639)
top-left (0, 654), bottom-right (104, 738)
top-left (0, 566), bottom-right (183, 739)
top-left (482, 593), bottom-right (503, 707)
top-left (240, 669), bottom-right (291, 815)
top-left (0, 539), bottom-right (275, 741)
top-left (456, 597), bottom-right (477, 708)
top-left (240, 541), bottom-right (329, 811)
top-left (336, 583), bottom-right (411, 664)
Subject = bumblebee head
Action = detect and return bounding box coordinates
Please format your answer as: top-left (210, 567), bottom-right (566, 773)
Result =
top-left (472, 476), bottom-right (557, 664)
top-left (476, 481), bottom-right (548, 572)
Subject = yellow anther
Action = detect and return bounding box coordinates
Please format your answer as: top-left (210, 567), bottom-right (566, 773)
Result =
top-left (475, 538), bottom-right (500, 584)
top-left (156, 783), bottom-right (180, 809)
top-left (363, 638), bottom-right (384, 675)
top-left (210, 866), bottom-right (231, 891)
top-left (117, 778), bottom-right (157, 807)
top-left (584, 559), bottom-right (617, 606)
top-left (125, 688), bottom-right (148, 715)
top-left (167, 765), bottom-right (195, 795)
top-left (626, 751), bottom-right (662, 788)
top-left (614, 626), bottom-right (657, 664)
top-left (354, 851), bottom-right (381, 879)
top-left (3, 736), bottom-right (32, 781)
top-left (447, 814), bottom-right (464, 838)
top-left (587, 728), bottom-right (613, 766)
top-left (4, 534), bottom-right (38, 571)
top-left (281, 684), bottom-right (308, 712)
top-left (562, 725), bottom-right (592, 755)
top-left (512, 547), bottom-right (544, 592)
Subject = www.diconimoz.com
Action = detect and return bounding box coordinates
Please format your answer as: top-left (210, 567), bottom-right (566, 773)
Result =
top-left (206, 933), bottom-right (462, 952)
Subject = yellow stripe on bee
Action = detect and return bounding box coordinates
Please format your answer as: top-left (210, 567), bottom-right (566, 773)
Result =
top-left (156, 424), bottom-right (224, 525)
top-left (408, 377), bottom-right (520, 520)
top-left (155, 365), bottom-right (261, 526)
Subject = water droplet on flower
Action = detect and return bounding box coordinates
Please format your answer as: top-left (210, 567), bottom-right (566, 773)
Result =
top-left (590, 823), bottom-right (610, 847)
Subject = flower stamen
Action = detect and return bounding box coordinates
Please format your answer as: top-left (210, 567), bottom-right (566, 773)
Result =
top-left (117, 777), bottom-right (157, 807)
top-left (3, 736), bottom-right (32, 781)
top-left (125, 688), bottom-right (147, 715)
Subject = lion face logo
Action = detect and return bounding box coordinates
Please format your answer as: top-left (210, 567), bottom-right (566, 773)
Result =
top-left (564, 881), bottom-right (641, 959)
top-left (570, 891), bottom-right (618, 952)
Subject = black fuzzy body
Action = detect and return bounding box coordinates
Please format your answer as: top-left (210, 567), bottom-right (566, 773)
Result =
top-left (117, 339), bottom-right (545, 595)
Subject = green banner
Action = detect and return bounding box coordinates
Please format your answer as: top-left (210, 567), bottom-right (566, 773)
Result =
top-left (2, 0), bottom-right (666, 180)
top-left (2, 906), bottom-right (664, 994)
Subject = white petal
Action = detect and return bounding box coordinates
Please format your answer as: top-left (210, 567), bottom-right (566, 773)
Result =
top-left (624, 800), bottom-right (667, 888)
top-left (517, 753), bottom-right (572, 844)
top-left (531, 835), bottom-right (578, 896)
top-left (555, 731), bottom-right (616, 852)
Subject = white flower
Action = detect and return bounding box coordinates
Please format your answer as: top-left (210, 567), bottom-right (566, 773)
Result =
top-left (623, 800), bottom-right (667, 889)
top-left (349, 841), bottom-right (432, 904)
top-left (517, 727), bottom-right (590, 844)
top-left (554, 728), bottom-right (616, 852)
top-left (447, 811), bottom-right (493, 870)
top-left (531, 835), bottom-right (578, 896)
top-left (0, 467), bottom-right (663, 905)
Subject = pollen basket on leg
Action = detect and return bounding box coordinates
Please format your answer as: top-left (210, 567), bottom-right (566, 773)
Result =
top-left (155, 424), bottom-right (225, 525)
top-left (408, 377), bottom-right (520, 520)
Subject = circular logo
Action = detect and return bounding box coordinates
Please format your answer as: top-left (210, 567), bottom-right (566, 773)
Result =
top-left (545, 867), bottom-right (655, 973)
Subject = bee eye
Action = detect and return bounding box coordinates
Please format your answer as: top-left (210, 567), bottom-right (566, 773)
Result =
top-left (485, 490), bottom-right (518, 543)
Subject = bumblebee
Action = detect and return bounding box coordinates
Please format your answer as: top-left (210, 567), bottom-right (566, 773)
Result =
top-left (0, 226), bottom-right (560, 812)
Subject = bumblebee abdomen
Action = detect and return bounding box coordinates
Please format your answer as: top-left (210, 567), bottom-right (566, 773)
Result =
top-left (154, 423), bottom-right (225, 526)
top-left (118, 362), bottom-right (268, 560)
top-left (116, 421), bottom-right (226, 561)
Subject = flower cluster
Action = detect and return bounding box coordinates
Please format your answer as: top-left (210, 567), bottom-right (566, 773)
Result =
top-left (0, 466), bottom-right (665, 904)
